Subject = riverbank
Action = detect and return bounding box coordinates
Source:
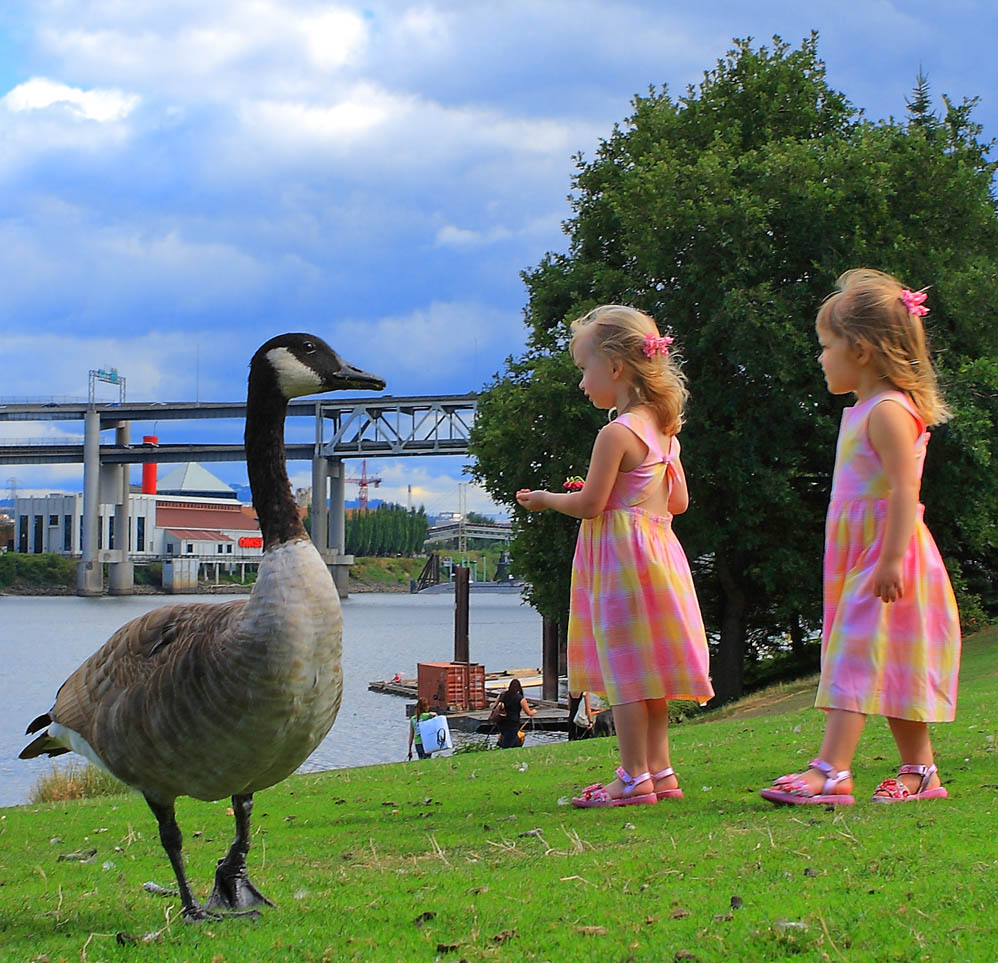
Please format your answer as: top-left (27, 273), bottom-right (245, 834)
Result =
top-left (0, 554), bottom-right (422, 595)
top-left (0, 579), bottom-right (395, 596)
top-left (0, 553), bottom-right (486, 595)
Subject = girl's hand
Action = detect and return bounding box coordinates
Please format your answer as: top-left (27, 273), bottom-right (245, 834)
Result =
top-left (872, 558), bottom-right (904, 603)
top-left (516, 489), bottom-right (547, 512)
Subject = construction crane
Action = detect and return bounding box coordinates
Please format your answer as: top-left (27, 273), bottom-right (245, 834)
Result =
top-left (346, 459), bottom-right (382, 512)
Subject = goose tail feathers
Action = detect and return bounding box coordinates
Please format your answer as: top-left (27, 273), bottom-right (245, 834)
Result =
top-left (20, 724), bottom-right (71, 760)
top-left (25, 712), bottom-right (52, 735)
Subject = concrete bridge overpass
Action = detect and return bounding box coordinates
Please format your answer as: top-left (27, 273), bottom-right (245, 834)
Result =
top-left (0, 394), bottom-right (477, 596)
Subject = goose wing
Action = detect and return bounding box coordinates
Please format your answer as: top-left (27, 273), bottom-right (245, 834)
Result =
top-left (23, 600), bottom-right (247, 768)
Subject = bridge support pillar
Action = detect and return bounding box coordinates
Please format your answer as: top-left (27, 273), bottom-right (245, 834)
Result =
top-left (312, 455), bottom-right (352, 598)
top-left (311, 454), bottom-right (329, 554)
top-left (327, 459), bottom-right (354, 597)
top-left (77, 409), bottom-right (103, 596)
top-left (329, 458), bottom-right (345, 554)
top-left (108, 421), bottom-right (134, 595)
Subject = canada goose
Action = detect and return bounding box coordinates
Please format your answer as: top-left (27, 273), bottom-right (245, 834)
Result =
top-left (20, 333), bottom-right (385, 920)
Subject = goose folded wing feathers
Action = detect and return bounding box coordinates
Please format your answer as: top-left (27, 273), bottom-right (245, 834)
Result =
top-left (23, 601), bottom-right (247, 766)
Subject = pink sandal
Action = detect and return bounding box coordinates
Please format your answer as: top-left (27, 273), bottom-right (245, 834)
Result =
top-left (760, 758), bottom-right (855, 806)
top-left (572, 766), bottom-right (658, 808)
top-left (872, 764), bottom-right (948, 803)
top-left (651, 767), bottom-right (683, 800)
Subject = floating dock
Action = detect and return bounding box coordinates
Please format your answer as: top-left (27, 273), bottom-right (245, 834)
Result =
top-left (368, 668), bottom-right (568, 734)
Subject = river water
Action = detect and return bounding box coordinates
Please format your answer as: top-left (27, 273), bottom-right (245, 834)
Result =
top-left (1, 591), bottom-right (547, 809)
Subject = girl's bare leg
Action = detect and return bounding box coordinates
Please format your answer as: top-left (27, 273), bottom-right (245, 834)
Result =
top-left (645, 698), bottom-right (677, 792)
top-left (886, 718), bottom-right (941, 793)
top-left (796, 708), bottom-right (866, 794)
top-left (601, 700), bottom-right (653, 799)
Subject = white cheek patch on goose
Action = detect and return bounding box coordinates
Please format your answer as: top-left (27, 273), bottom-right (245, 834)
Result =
top-left (266, 347), bottom-right (324, 398)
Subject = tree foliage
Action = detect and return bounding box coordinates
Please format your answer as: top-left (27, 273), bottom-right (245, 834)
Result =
top-left (470, 34), bottom-right (998, 703)
top-left (344, 503), bottom-right (429, 557)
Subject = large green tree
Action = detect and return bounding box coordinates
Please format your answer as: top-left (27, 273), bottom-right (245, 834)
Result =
top-left (470, 35), bottom-right (998, 703)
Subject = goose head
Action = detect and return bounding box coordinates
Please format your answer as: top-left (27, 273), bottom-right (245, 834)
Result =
top-left (251, 333), bottom-right (386, 400)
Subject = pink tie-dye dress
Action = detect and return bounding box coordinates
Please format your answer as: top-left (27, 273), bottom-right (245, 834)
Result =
top-left (567, 412), bottom-right (714, 706)
top-left (816, 390), bottom-right (960, 722)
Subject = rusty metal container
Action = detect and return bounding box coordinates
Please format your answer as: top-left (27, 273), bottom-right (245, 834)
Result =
top-left (418, 661), bottom-right (487, 711)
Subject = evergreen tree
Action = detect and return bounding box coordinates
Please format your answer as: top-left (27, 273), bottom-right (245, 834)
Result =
top-left (344, 503), bottom-right (429, 557)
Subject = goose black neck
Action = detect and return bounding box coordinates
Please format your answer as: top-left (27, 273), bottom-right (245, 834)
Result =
top-left (245, 368), bottom-right (307, 551)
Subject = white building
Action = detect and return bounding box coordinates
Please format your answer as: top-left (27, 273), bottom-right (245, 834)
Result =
top-left (12, 463), bottom-right (266, 566)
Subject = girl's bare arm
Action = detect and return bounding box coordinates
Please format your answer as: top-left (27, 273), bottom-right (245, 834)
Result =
top-left (868, 399), bottom-right (920, 603)
top-left (515, 422), bottom-right (631, 519)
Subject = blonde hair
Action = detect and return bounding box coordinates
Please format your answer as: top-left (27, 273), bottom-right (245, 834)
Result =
top-left (570, 304), bottom-right (688, 435)
top-left (816, 268), bottom-right (950, 426)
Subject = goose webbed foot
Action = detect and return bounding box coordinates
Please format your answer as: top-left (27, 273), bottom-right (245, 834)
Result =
top-left (181, 901), bottom-right (223, 924)
top-left (206, 861), bottom-right (273, 913)
top-left (205, 793), bottom-right (275, 913)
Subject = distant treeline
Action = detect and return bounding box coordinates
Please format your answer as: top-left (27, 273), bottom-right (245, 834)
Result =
top-left (344, 503), bottom-right (429, 557)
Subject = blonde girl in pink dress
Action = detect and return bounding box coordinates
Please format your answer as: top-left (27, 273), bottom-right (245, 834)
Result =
top-left (762, 269), bottom-right (961, 807)
top-left (516, 305), bottom-right (713, 808)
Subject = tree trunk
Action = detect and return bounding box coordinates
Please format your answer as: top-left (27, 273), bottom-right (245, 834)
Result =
top-left (708, 553), bottom-right (747, 706)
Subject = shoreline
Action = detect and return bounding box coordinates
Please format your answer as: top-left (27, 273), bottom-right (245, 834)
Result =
top-left (0, 580), bottom-right (413, 597)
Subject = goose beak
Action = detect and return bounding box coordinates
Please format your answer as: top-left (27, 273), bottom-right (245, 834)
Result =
top-left (329, 360), bottom-right (386, 392)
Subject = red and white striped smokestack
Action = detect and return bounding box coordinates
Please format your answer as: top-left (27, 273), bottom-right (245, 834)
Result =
top-left (142, 436), bottom-right (158, 493)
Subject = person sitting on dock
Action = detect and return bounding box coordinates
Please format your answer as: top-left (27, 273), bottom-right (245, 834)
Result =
top-left (497, 678), bottom-right (537, 749)
top-left (407, 698), bottom-right (436, 760)
top-left (568, 690), bottom-right (593, 741)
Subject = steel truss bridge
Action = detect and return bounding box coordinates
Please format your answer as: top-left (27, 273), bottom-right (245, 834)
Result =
top-left (0, 394), bottom-right (478, 596)
top-left (0, 394), bottom-right (478, 465)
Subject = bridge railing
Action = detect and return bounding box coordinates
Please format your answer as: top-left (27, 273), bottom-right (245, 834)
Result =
top-left (319, 396), bottom-right (477, 457)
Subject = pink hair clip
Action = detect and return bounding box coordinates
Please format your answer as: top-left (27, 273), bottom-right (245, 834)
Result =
top-left (900, 289), bottom-right (929, 317)
top-left (643, 333), bottom-right (674, 358)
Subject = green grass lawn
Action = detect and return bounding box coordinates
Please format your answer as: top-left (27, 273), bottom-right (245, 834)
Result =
top-left (2, 628), bottom-right (995, 962)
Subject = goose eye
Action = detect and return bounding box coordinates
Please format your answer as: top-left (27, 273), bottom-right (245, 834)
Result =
top-left (303, 341), bottom-right (316, 354)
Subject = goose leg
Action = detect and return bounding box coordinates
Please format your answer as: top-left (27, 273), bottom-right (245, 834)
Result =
top-left (206, 793), bottom-right (275, 912)
top-left (144, 795), bottom-right (210, 922)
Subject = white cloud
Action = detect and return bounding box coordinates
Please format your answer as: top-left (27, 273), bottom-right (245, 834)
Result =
top-left (0, 330), bottom-right (239, 403)
top-left (0, 209), bottom-right (280, 336)
top-left (435, 224), bottom-right (513, 248)
top-left (234, 83), bottom-right (590, 178)
top-left (327, 300), bottom-right (516, 387)
top-left (396, 6), bottom-right (452, 52)
top-left (0, 421), bottom-right (83, 444)
top-left (2, 464), bottom-right (89, 496)
top-left (2, 76), bottom-right (139, 122)
top-left (240, 83), bottom-right (402, 145)
top-left (34, 1), bottom-right (370, 99)
top-left (303, 7), bottom-right (369, 70)
top-left (373, 460), bottom-right (506, 518)
top-left (286, 457), bottom-right (506, 519)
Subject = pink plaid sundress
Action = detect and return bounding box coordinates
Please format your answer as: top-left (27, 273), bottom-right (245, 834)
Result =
top-left (567, 413), bottom-right (714, 706)
top-left (815, 390), bottom-right (960, 722)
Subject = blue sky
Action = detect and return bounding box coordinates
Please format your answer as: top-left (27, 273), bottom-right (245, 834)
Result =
top-left (2, 1), bottom-right (996, 517)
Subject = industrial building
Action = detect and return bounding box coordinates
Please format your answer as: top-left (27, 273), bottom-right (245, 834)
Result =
top-left (9, 463), bottom-right (266, 575)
